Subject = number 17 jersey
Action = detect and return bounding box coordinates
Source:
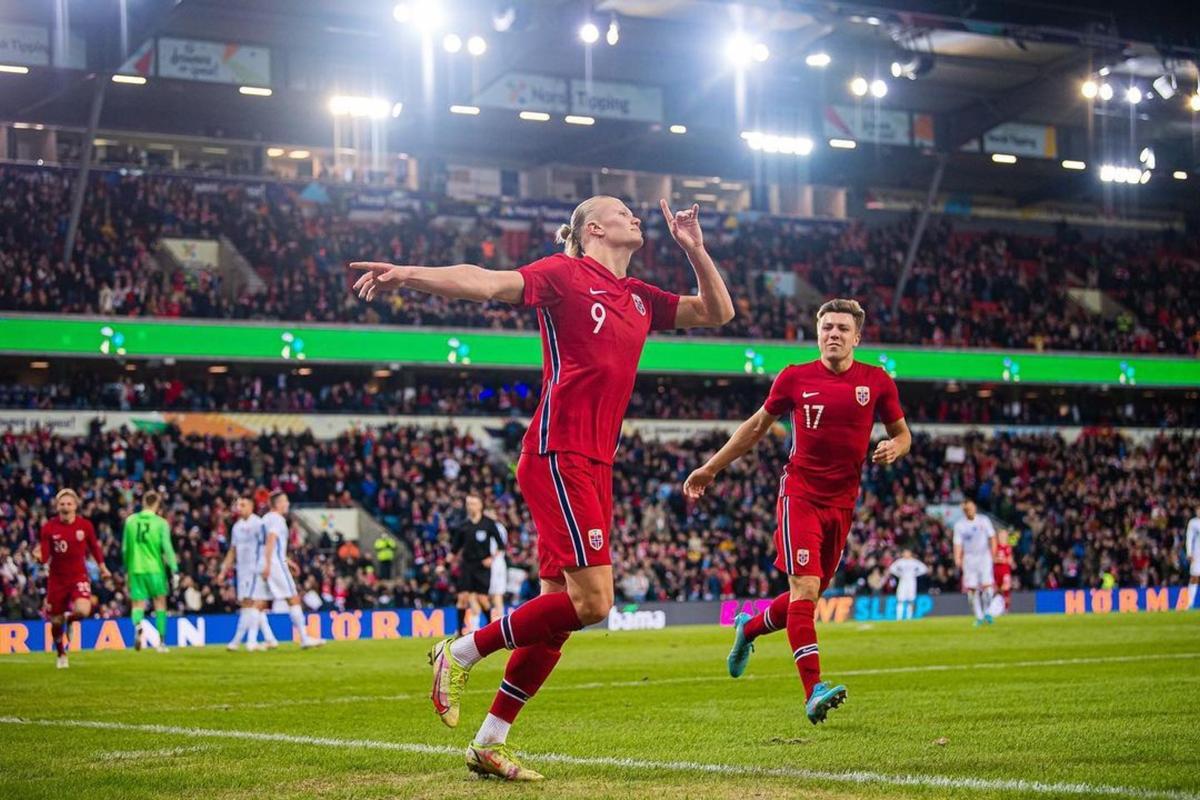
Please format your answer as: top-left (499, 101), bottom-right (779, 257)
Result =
top-left (518, 254), bottom-right (680, 465)
top-left (764, 360), bottom-right (904, 509)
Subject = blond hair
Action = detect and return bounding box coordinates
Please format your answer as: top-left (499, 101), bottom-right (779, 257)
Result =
top-left (555, 195), bottom-right (614, 258)
top-left (816, 298), bottom-right (866, 331)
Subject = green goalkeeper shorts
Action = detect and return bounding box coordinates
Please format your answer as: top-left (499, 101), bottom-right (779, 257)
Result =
top-left (128, 572), bottom-right (168, 601)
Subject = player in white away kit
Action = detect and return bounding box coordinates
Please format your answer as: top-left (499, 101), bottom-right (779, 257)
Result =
top-left (488, 520), bottom-right (509, 623)
top-left (218, 496), bottom-right (264, 651)
top-left (254, 491), bottom-right (323, 648)
top-left (888, 549), bottom-right (928, 621)
top-left (1186, 507), bottom-right (1200, 610)
top-left (953, 499), bottom-right (997, 626)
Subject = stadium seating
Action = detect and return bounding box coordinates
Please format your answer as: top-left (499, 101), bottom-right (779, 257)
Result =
top-left (1, 164), bottom-right (1197, 353)
top-left (1, 422), bottom-right (1195, 621)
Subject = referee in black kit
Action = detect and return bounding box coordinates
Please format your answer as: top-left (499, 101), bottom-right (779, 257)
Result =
top-left (451, 494), bottom-right (506, 635)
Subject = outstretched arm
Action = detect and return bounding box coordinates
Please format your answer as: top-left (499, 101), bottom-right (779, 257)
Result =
top-left (659, 200), bottom-right (735, 329)
top-left (683, 406), bottom-right (779, 498)
top-left (350, 263), bottom-right (526, 305)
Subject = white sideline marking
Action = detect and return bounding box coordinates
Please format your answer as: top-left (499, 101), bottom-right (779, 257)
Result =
top-left (0, 716), bottom-right (1194, 800)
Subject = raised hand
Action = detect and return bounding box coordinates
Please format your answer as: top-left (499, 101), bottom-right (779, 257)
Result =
top-left (683, 465), bottom-right (717, 499)
top-left (349, 262), bottom-right (412, 302)
top-left (659, 199), bottom-right (704, 252)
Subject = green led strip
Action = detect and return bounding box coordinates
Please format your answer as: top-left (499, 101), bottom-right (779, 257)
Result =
top-left (2, 315), bottom-right (1197, 387)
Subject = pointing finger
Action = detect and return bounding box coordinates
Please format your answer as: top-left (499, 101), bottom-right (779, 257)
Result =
top-left (659, 198), bottom-right (674, 226)
top-left (349, 262), bottom-right (396, 273)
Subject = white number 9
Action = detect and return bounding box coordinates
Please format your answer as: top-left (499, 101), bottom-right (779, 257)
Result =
top-left (591, 302), bottom-right (607, 334)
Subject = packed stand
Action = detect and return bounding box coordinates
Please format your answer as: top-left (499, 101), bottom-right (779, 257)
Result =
top-left (1, 164), bottom-right (1198, 354)
top-left (1, 418), bottom-right (1196, 621)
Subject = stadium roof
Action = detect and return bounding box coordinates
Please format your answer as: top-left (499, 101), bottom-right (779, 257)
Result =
top-left (0, 0), bottom-right (1197, 213)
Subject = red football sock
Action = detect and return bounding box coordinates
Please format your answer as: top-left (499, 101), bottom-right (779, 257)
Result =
top-left (473, 592), bottom-right (583, 659)
top-left (787, 598), bottom-right (820, 699)
top-left (489, 631), bottom-right (570, 723)
top-left (743, 592), bottom-right (790, 642)
top-left (51, 619), bottom-right (65, 657)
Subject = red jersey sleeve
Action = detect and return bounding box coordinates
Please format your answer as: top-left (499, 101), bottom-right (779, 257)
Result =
top-left (38, 523), bottom-right (50, 564)
top-left (763, 366), bottom-right (798, 416)
top-left (876, 371), bottom-right (904, 425)
top-left (84, 520), bottom-right (103, 564)
top-left (628, 278), bottom-right (681, 332)
top-left (517, 254), bottom-right (573, 308)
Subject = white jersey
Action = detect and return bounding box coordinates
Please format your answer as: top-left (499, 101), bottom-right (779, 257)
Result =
top-left (262, 511), bottom-right (290, 563)
top-left (231, 514), bottom-right (263, 577)
top-left (489, 521), bottom-right (508, 597)
top-left (888, 557), bottom-right (928, 598)
top-left (252, 511), bottom-right (297, 601)
top-left (954, 515), bottom-right (996, 561)
top-left (1187, 517), bottom-right (1200, 577)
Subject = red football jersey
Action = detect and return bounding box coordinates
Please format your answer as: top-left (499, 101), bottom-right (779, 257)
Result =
top-left (764, 360), bottom-right (904, 509)
top-left (519, 254), bottom-right (680, 464)
top-left (994, 542), bottom-right (1014, 577)
top-left (39, 516), bottom-right (102, 582)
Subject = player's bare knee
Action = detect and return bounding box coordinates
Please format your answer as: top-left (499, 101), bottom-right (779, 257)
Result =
top-left (788, 576), bottom-right (820, 603)
top-left (572, 594), bottom-right (613, 626)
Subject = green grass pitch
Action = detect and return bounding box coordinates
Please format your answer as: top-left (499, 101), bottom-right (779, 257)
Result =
top-left (1, 613), bottom-right (1197, 800)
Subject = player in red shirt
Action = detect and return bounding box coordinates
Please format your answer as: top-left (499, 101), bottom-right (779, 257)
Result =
top-left (38, 489), bottom-right (109, 669)
top-left (684, 298), bottom-right (911, 724)
top-left (350, 195), bottom-right (734, 779)
top-left (993, 528), bottom-right (1015, 613)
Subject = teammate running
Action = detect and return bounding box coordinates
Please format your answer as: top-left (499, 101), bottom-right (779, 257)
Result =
top-left (122, 491), bottom-right (176, 653)
top-left (39, 489), bottom-right (110, 669)
top-left (992, 528), bottom-right (1015, 615)
top-left (217, 496), bottom-right (263, 651)
top-left (253, 491), bottom-right (323, 649)
top-left (351, 195), bottom-right (733, 780)
top-left (954, 499), bottom-right (997, 626)
top-left (684, 298), bottom-right (910, 724)
top-left (887, 548), bottom-right (928, 621)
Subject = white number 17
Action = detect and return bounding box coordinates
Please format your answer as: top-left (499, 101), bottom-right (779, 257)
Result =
top-left (802, 404), bottom-right (824, 429)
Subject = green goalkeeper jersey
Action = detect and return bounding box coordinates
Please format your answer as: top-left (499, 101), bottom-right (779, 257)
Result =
top-left (122, 510), bottom-right (176, 575)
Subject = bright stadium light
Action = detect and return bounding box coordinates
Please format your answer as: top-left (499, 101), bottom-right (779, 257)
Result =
top-left (1081, 80), bottom-right (1098, 99)
top-left (1061, 160), bottom-right (1087, 170)
top-left (449, 104), bottom-right (480, 115)
top-left (1174, 171), bottom-right (1188, 180)
top-left (726, 35), bottom-right (768, 67)
top-left (849, 76), bottom-right (869, 97)
top-left (870, 79), bottom-right (888, 98)
top-left (112, 74), bottom-right (147, 85)
top-left (742, 131), bottom-right (813, 156)
top-left (394, 1), bottom-right (443, 31)
top-left (1125, 86), bottom-right (1142, 104)
top-left (519, 111), bottom-right (550, 121)
top-left (288, 149), bottom-right (311, 160)
top-left (442, 33), bottom-right (462, 53)
top-left (669, 124), bottom-right (687, 134)
top-left (991, 153), bottom-right (1017, 164)
top-left (829, 138), bottom-right (856, 149)
top-left (564, 115), bottom-right (595, 125)
top-left (239, 86), bottom-right (272, 97)
top-left (805, 52), bottom-right (831, 68)
top-left (1099, 164), bottom-right (1147, 184)
top-left (606, 18), bottom-right (619, 46)
top-left (1098, 82), bottom-right (1114, 101)
top-left (266, 147), bottom-right (285, 157)
top-left (391, 102), bottom-right (404, 117)
top-left (0, 64), bottom-right (29, 74)
top-left (579, 22), bottom-right (599, 44)
top-left (1190, 94), bottom-right (1200, 112)
top-left (328, 95), bottom-right (391, 119)
top-left (467, 35), bottom-right (487, 55)
top-left (752, 42), bottom-right (770, 62)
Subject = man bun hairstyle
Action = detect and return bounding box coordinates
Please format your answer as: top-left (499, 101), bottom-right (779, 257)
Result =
top-left (816, 298), bottom-right (866, 331)
top-left (556, 195), bottom-right (615, 258)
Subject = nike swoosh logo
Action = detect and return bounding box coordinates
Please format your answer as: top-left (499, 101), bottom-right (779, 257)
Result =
top-left (588, 288), bottom-right (609, 295)
top-left (802, 391), bottom-right (819, 398)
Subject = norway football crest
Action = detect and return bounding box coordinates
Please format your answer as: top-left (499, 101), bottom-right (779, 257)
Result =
top-left (75, 529), bottom-right (85, 542)
top-left (588, 528), bottom-right (604, 550)
top-left (796, 548), bottom-right (810, 567)
top-left (632, 294), bottom-right (646, 316)
top-left (855, 386), bottom-right (870, 406)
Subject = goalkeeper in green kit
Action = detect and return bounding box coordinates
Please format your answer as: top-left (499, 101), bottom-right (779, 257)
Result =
top-left (123, 491), bottom-right (177, 653)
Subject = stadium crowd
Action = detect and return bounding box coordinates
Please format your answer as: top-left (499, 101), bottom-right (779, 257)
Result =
top-left (3, 371), bottom-right (1198, 428)
top-left (1, 419), bottom-right (1196, 621)
top-left (1, 164), bottom-right (1198, 354)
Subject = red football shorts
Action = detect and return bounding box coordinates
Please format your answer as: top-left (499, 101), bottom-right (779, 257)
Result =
top-left (773, 494), bottom-right (854, 591)
top-left (517, 450), bottom-right (613, 582)
top-left (45, 578), bottom-right (92, 615)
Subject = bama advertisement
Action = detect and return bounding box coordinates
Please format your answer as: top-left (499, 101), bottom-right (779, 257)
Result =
top-left (0, 608), bottom-right (456, 656)
top-left (1035, 586), bottom-right (1193, 615)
